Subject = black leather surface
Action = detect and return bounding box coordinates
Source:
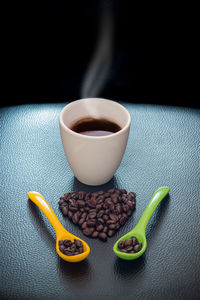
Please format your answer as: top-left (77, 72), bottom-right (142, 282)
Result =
top-left (0, 103), bottom-right (200, 300)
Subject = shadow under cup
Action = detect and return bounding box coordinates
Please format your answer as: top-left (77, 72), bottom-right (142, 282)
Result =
top-left (59, 98), bottom-right (131, 186)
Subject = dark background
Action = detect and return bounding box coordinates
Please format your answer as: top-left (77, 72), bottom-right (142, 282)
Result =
top-left (1, 2), bottom-right (200, 298)
top-left (3, 0), bottom-right (200, 107)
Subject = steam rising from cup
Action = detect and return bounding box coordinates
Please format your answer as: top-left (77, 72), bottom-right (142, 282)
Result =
top-left (81, 2), bottom-right (113, 98)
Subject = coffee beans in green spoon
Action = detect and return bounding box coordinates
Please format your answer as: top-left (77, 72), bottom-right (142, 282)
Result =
top-left (113, 186), bottom-right (170, 260)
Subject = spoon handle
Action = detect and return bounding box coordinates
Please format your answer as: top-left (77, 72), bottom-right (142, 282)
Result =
top-left (134, 186), bottom-right (170, 233)
top-left (28, 191), bottom-right (66, 235)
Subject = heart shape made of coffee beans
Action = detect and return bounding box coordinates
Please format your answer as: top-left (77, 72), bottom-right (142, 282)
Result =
top-left (58, 189), bottom-right (136, 241)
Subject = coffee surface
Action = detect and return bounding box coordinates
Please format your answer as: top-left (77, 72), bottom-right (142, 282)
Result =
top-left (70, 117), bottom-right (121, 136)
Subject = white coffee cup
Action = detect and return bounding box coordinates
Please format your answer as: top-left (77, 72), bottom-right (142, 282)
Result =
top-left (59, 98), bottom-right (131, 185)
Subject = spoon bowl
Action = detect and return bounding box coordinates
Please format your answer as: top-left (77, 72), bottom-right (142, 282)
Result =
top-left (113, 186), bottom-right (170, 260)
top-left (113, 230), bottom-right (147, 260)
top-left (28, 191), bottom-right (90, 263)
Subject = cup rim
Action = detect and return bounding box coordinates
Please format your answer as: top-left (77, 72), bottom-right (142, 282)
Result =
top-left (59, 98), bottom-right (131, 140)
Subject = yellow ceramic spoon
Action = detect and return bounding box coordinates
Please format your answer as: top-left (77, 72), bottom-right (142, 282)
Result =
top-left (27, 191), bottom-right (90, 263)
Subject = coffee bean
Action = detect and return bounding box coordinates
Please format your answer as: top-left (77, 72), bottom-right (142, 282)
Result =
top-left (115, 189), bottom-right (121, 195)
top-left (104, 192), bottom-right (110, 197)
top-left (129, 192), bottom-right (136, 198)
top-left (69, 199), bottom-right (77, 206)
top-left (64, 239), bottom-right (72, 247)
top-left (121, 194), bottom-right (127, 202)
top-left (96, 224), bottom-right (104, 232)
top-left (78, 218), bottom-right (85, 226)
top-left (122, 204), bottom-right (129, 212)
top-left (132, 237), bottom-right (138, 245)
top-left (87, 219), bottom-right (96, 227)
top-left (127, 210), bottom-right (133, 216)
top-left (88, 208), bottom-right (96, 213)
top-left (73, 212), bottom-right (80, 224)
top-left (92, 231), bottom-right (99, 238)
top-left (58, 240), bottom-right (64, 246)
top-left (96, 204), bottom-right (102, 211)
top-left (70, 193), bottom-right (77, 199)
top-left (81, 221), bottom-right (87, 229)
top-left (133, 243), bottom-right (142, 252)
top-left (125, 246), bottom-right (133, 251)
top-left (83, 227), bottom-right (93, 236)
top-left (119, 216), bottom-right (126, 225)
top-left (111, 195), bottom-right (119, 204)
top-left (64, 193), bottom-right (70, 200)
top-left (97, 210), bottom-right (104, 218)
top-left (124, 239), bottom-right (133, 246)
top-left (120, 189), bottom-right (127, 194)
top-left (108, 188), bottom-right (115, 193)
top-left (81, 212), bottom-right (87, 219)
top-left (103, 226), bottom-right (108, 233)
top-left (97, 195), bottom-right (104, 202)
top-left (69, 206), bottom-right (78, 212)
top-left (70, 244), bottom-right (76, 251)
top-left (116, 204), bottom-right (122, 214)
top-left (127, 201), bottom-right (134, 209)
top-left (109, 203), bottom-right (115, 211)
top-left (127, 194), bottom-right (134, 201)
top-left (87, 198), bottom-right (96, 208)
top-left (59, 245), bottom-right (65, 252)
top-left (97, 218), bottom-right (104, 224)
top-left (78, 191), bottom-right (86, 199)
top-left (109, 214), bottom-right (118, 222)
top-left (88, 212), bottom-right (96, 219)
top-left (61, 206), bottom-right (68, 216)
top-left (64, 250), bottom-right (73, 255)
top-left (85, 193), bottom-right (91, 201)
top-left (105, 198), bottom-right (112, 206)
top-left (91, 192), bottom-right (98, 198)
top-left (97, 190), bottom-right (104, 195)
top-left (118, 196), bottom-right (122, 202)
top-left (122, 212), bottom-right (127, 218)
top-left (103, 203), bottom-right (109, 209)
top-left (121, 249), bottom-right (128, 253)
top-left (74, 239), bottom-right (82, 248)
top-left (108, 230), bottom-right (115, 237)
top-left (99, 232), bottom-right (107, 241)
top-left (118, 241), bottom-right (124, 248)
top-left (115, 222), bottom-right (120, 229)
top-left (77, 200), bottom-right (85, 207)
top-left (60, 201), bottom-right (68, 207)
top-left (67, 211), bottom-right (73, 219)
top-left (59, 199), bottom-right (64, 205)
top-left (108, 224), bottom-right (116, 229)
top-left (106, 219), bottom-right (116, 224)
top-left (103, 214), bottom-right (109, 221)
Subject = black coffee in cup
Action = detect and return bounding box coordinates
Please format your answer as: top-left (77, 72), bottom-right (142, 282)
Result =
top-left (70, 117), bottom-right (121, 136)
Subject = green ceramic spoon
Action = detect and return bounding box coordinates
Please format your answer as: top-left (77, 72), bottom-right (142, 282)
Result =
top-left (113, 186), bottom-right (170, 260)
